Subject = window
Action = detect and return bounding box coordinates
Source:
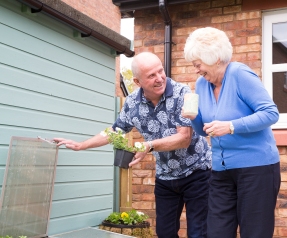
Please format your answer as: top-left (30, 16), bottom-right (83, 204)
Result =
top-left (263, 9), bottom-right (287, 129)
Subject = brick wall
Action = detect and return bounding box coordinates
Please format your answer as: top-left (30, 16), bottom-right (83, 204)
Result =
top-left (275, 147), bottom-right (287, 238)
top-left (61, 0), bottom-right (121, 32)
top-left (131, 0), bottom-right (287, 237)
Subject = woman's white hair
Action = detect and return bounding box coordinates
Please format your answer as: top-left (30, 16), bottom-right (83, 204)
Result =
top-left (184, 27), bottom-right (233, 65)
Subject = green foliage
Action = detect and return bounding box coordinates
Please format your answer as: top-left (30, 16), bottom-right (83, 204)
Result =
top-left (121, 67), bottom-right (136, 94)
top-left (105, 209), bottom-right (149, 225)
top-left (101, 128), bottom-right (146, 153)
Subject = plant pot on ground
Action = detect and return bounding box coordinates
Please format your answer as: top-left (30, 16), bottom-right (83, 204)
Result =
top-left (99, 210), bottom-right (153, 238)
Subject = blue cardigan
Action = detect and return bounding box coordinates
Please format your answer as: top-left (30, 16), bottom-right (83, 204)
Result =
top-left (191, 62), bottom-right (280, 171)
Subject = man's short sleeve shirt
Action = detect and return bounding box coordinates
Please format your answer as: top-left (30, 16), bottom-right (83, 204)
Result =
top-left (113, 78), bottom-right (211, 180)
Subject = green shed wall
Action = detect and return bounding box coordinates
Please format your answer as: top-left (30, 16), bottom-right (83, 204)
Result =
top-left (0, 0), bottom-right (117, 235)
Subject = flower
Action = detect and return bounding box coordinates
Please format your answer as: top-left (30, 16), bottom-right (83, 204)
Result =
top-left (101, 127), bottom-right (146, 153)
top-left (104, 209), bottom-right (149, 225)
top-left (121, 212), bottom-right (129, 219)
top-left (121, 67), bottom-right (138, 94)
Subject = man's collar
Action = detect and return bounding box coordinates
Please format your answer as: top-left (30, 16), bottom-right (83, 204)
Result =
top-left (135, 77), bottom-right (173, 102)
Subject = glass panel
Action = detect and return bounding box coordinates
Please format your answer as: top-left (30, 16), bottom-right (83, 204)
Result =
top-left (50, 227), bottom-right (134, 238)
top-left (273, 72), bottom-right (287, 113)
top-left (0, 137), bottom-right (58, 238)
top-left (272, 22), bottom-right (287, 64)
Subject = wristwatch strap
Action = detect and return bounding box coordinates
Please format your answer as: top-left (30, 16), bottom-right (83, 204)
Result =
top-left (147, 141), bottom-right (154, 152)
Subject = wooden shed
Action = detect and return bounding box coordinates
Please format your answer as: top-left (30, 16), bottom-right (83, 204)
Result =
top-left (0, 0), bottom-right (133, 236)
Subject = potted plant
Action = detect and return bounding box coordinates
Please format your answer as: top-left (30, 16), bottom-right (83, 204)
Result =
top-left (99, 209), bottom-right (153, 238)
top-left (100, 128), bottom-right (146, 169)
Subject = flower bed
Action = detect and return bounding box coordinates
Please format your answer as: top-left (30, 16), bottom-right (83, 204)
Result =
top-left (99, 210), bottom-right (153, 238)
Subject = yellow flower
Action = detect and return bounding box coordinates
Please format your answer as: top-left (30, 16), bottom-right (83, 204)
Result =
top-left (121, 212), bottom-right (129, 218)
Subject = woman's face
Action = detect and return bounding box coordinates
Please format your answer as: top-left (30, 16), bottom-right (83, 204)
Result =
top-left (192, 60), bottom-right (222, 85)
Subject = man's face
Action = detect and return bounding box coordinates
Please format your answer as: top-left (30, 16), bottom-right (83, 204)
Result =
top-left (134, 56), bottom-right (166, 101)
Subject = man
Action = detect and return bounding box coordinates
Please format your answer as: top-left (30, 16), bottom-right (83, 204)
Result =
top-left (54, 52), bottom-right (211, 238)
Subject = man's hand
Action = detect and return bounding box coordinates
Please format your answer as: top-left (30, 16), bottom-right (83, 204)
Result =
top-left (129, 151), bottom-right (148, 167)
top-left (53, 138), bottom-right (82, 151)
top-left (128, 141), bottom-right (150, 167)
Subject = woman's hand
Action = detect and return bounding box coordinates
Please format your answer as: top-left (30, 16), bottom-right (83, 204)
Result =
top-left (203, 121), bottom-right (231, 137)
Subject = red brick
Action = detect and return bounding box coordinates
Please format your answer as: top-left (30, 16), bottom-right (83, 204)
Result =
top-left (176, 43), bottom-right (187, 51)
top-left (134, 25), bottom-right (142, 33)
top-left (132, 170), bottom-right (153, 178)
top-left (177, 59), bottom-right (193, 67)
top-left (230, 36), bottom-right (247, 46)
top-left (132, 185), bottom-right (154, 194)
top-left (62, 0), bottom-right (121, 33)
top-left (212, 0), bottom-right (236, 8)
top-left (176, 74), bottom-right (198, 82)
top-left (278, 147), bottom-right (287, 155)
top-left (172, 67), bottom-right (186, 75)
top-left (247, 19), bottom-right (261, 28)
top-left (224, 20), bottom-right (246, 30)
top-left (212, 15), bottom-right (234, 23)
top-left (132, 194), bottom-right (142, 201)
top-left (247, 52), bottom-right (261, 61)
top-left (142, 193), bottom-right (155, 201)
top-left (178, 228), bottom-right (187, 238)
top-left (235, 43), bottom-right (261, 53)
top-left (245, 60), bottom-right (261, 68)
top-left (154, 45), bottom-right (164, 53)
top-left (142, 162), bottom-right (156, 170)
top-left (278, 227), bottom-right (287, 236)
top-left (143, 177), bottom-right (155, 185)
top-left (280, 181), bottom-right (287, 190)
top-left (236, 11), bottom-right (261, 20)
top-left (187, 17), bottom-right (212, 26)
top-left (132, 201), bottom-right (153, 210)
top-left (223, 5), bottom-right (242, 14)
top-left (279, 207), bottom-right (287, 218)
top-left (132, 178), bottom-right (142, 185)
top-left (188, 1), bottom-right (211, 11)
top-left (176, 27), bottom-right (198, 36)
top-left (199, 8), bottom-right (222, 17)
top-left (237, 27), bottom-right (261, 37)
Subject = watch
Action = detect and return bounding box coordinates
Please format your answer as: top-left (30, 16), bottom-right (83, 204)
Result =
top-left (229, 121), bottom-right (234, 134)
top-left (147, 141), bottom-right (154, 152)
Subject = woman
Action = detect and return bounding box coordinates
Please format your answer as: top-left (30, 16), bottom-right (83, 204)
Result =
top-left (183, 27), bottom-right (280, 238)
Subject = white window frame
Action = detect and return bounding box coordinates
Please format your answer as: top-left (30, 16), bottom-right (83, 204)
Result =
top-left (262, 9), bottom-right (287, 129)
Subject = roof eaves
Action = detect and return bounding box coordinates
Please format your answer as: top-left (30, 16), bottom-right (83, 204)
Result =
top-left (17, 0), bottom-right (135, 57)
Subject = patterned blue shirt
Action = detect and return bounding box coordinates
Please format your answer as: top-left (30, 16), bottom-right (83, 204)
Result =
top-left (113, 78), bottom-right (211, 180)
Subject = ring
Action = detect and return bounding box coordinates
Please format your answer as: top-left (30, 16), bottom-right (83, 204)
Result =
top-left (209, 131), bottom-right (214, 137)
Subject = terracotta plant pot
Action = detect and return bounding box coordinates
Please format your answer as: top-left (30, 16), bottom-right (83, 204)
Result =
top-left (114, 149), bottom-right (135, 169)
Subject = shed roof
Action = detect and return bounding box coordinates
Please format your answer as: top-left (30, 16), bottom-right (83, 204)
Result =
top-left (17, 0), bottom-right (134, 57)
